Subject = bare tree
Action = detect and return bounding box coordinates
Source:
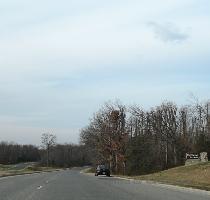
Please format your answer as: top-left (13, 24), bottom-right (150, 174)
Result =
top-left (80, 101), bottom-right (128, 174)
top-left (41, 133), bottom-right (56, 167)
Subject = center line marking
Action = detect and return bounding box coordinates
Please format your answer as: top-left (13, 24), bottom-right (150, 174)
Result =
top-left (37, 186), bottom-right (43, 190)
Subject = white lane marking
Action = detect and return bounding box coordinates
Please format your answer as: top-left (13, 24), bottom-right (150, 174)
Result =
top-left (37, 186), bottom-right (43, 190)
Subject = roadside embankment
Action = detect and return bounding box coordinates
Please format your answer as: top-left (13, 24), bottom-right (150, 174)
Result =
top-left (0, 163), bottom-right (61, 178)
top-left (117, 162), bottom-right (210, 191)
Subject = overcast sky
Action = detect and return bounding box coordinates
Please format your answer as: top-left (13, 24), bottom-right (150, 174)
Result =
top-left (0, 0), bottom-right (210, 145)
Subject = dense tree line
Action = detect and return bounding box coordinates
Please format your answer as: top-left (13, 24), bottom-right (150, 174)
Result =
top-left (0, 133), bottom-right (91, 168)
top-left (0, 140), bottom-right (91, 168)
top-left (40, 143), bottom-right (91, 167)
top-left (0, 142), bottom-right (40, 164)
top-left (39, 133), bottom-right (91, 167)
top-left (80, 100), bottom-right (210, 175)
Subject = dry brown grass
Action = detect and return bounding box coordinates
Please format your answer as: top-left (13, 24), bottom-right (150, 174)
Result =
top-left (0, 165), bottom-right (60, 178)
top-left (133, 162), bottom-right (210, 190)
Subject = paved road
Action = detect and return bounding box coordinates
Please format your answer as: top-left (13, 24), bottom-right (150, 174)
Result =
top-left (0, 169), bottom-right (209, 200)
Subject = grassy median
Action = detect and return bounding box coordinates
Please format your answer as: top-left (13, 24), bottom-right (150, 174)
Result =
top-left (0, 164), bottom-right (60, 178)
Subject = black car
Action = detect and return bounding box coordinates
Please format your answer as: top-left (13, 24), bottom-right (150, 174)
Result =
top-left (95, 165), bottom-right (110, 177)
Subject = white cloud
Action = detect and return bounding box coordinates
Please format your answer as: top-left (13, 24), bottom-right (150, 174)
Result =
top-left (147, 21), bottom-right (189, 43)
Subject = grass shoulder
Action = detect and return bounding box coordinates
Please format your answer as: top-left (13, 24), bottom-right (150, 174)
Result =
top-left (81, 167), bottom-right (95, 174)
top-left (0, 164), bottom-right (61, 178)
top-left (118, 162), bottom-right (210, 191)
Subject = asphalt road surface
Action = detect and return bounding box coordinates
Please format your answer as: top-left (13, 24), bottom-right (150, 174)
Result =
top-left (0, 169), bottom-right (209, 200)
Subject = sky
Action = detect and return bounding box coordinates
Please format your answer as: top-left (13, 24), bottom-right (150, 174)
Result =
top-left (0, 0), bottom-right (210, 145)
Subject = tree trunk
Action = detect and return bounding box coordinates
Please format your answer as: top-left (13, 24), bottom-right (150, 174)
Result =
top-left (165, 141), bottom-right (168, 169)
top-left (173, 145), bottom-right (177, 166)
top-left (47, 145), bottom-right (49, 167)
top-left (115, 154), bottom-right (118, 174)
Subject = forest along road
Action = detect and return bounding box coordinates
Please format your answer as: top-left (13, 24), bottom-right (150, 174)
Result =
top-left (0, 169), bottom-right (209, 200)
